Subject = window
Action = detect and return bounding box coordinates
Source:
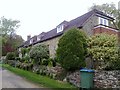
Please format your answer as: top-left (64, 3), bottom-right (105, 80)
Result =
top-left (37, 36), bottom-right (40, 41)
top-left (57, 25), bottom-right (63, 33)
top-left (30, 39), bottom-right (33, 44)
top-left (99, 17), bottom-right (109, 26)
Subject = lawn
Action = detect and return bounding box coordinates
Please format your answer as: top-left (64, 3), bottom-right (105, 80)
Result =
top-left (2, 64), bottom-right (78, 90)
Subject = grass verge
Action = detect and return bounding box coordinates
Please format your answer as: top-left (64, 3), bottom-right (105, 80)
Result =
top-left (2, 64), bottom-right (78, 90)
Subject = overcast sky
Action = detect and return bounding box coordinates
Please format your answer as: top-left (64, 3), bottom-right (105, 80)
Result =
top-left (0, 0), bottom-right (119, 40)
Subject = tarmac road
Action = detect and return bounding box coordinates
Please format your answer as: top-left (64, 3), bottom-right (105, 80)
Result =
top-left (0, 67), bottom-right (42, 89)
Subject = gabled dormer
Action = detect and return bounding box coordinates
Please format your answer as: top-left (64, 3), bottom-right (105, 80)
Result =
top-left (56, 20), bottom-right (68, 33)
top-left (57, 25), bottom-right (64, 33)
top-left (30, 38), bottom-right (33, 44)
top-left (37, 32), bottom-right (45, 41)
top-left (93, 9), bottom-right (116, 28)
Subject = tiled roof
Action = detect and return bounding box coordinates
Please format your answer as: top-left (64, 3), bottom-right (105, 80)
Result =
top-left (19, 9), bottom-right (114, 48)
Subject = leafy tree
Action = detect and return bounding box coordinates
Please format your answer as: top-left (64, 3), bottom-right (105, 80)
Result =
top-left (29, 44), bottom-right (49, 65)
top-left (56, 28), bottom-right (87, 71)
top-left (87, 34), bottom-right (119, 70)
top-left (0, 17), bottom-right (24, 56)
top-left (2, 34), bottom-right (24, 56)
top-left (0, 17), bottom-right (20, 37)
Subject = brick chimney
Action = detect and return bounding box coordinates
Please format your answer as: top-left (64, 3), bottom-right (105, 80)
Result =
top-left (27, 35), bottom-right (31, 41)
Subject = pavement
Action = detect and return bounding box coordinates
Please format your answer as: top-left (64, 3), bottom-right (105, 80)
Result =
top-left (0, 66), bottom-right (42, 89)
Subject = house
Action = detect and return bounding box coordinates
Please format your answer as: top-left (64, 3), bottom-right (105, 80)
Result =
top-left (19, 9), bottom-right (120, 58)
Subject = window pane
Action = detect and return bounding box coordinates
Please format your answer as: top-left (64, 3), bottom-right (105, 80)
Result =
top-left (100, 18), bottom-right (103, 24)
top-left (104, 19), bottom-right (106, 25)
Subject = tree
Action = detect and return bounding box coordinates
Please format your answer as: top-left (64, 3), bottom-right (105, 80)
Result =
top-left (2, 34), bottom-right (24, 56)
top-left (56, 28), bottom-right (87, 71)
top-left (0, 17), bottom-right (24, 56)
top-left (89, 3), bottom-right (120, 30)
top-left (0, 17), bottom-right (20, 37)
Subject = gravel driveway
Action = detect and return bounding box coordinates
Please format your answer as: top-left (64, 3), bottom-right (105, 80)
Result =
top-left (0, 67), bottom-right (42, 89)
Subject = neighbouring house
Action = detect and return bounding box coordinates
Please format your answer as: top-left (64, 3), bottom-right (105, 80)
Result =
top-left (18, 9), bottom-right (120, 58)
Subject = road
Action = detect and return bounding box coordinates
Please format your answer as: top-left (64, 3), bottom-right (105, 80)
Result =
top-left (0, 67), bottom-right (42, 89)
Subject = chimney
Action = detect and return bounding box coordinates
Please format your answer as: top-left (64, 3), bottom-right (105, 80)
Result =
top-left (27, 35), bottom-right (31, 41)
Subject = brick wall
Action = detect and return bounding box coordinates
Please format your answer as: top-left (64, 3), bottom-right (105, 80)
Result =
top-left (93, 26), bottom-right (119, 36)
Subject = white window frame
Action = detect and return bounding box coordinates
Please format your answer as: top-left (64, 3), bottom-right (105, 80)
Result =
top-left (57, 25), bottom-right (63, 33)
top-left (30, 39), bottom-right (33, 44)
top-left (98, 17), bottom-right (109, 26)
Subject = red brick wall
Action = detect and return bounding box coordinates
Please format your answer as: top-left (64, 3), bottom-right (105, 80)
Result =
top-left (93, 27), bottom-right (119, 35)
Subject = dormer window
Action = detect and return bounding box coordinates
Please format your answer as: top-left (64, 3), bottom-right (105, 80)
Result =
top-left (30, 39), bottom-right (33, 44)
top-left (98, 17), bottom-right (108, 26)
top-left (57, 25), bottom-right (63, 33)
top-left (37, 36), bottom-right (40, 41)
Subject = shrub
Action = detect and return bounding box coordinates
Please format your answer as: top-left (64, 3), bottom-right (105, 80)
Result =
top-left (15, 57), bottom-right (20, 61)
top-left (42, 58), bottom-right (49, 66)
top-left (48, 58), bottom-right (57, 67)
top-left (21, 48), bottom-right (27, 57)
top-left (87, 34), bottom-right (119, 70)
top-left (29, 44), bottom-right (49, 65)
top-left (24, 55), bottom-right (30, 63)
top-left (20, 57), bottom-right (25, 62)
top-left (6, 52), bottom-right (16, 60)
top-left (27, 47), bottom-right (31, 53)
top-left (56, 28), bottom-right (87, 71)
top-left (7, 60), bottom-right (15, 67)
top-left (106, 57), bottom-right (120, 70)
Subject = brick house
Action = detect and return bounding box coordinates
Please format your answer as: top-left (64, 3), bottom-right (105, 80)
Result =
top-left (19, 9), bottom-right (120, 58)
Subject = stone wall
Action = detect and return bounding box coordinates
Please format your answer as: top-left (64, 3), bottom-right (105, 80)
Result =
top-left (66, 70), bottom-right (120, 88)
top-left (35, 36), bottom-right (61, 58)
top-left (83, 15), bottom-right (98, 36)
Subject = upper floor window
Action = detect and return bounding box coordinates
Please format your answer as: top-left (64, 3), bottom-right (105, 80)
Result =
top-left (30, 39), bottom-right (33, 44)
top-left (57, 25), bottom-right (63, 33)
top-left (99, 17), bottom-right (108, 26)
top-left (37, 36), bottom-right (40, 41)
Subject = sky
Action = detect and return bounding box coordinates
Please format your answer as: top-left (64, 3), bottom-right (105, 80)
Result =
top-left (0, 0), bottom-right (120, 40)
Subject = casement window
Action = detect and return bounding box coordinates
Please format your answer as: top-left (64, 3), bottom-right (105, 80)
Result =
top-left (57, 25), bottom-right (63, 33)
top-left (98, 17), bottom-right (109, 26)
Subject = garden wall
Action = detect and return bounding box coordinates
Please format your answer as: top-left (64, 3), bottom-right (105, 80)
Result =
top-left (66, 70), bottom-right (120, 88)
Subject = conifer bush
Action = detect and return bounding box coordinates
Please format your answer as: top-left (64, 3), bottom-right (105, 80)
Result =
top-left (56, 28), bottom-right (87, 71)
